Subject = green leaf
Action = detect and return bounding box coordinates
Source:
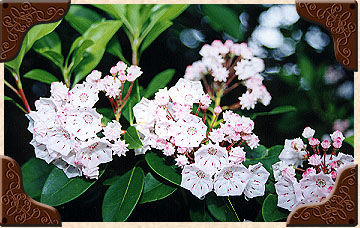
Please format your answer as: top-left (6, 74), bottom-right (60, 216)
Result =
top-left (344, 136), bottom-right (354, 147)
top-left (139, 172), bottom-right (177, 204)
top-left (107, 38), bottom-right (129, 65)
top-left (145, 152), bottom-right (181, 186)
top-left (5, 21), bottom-right (61, 72)
top-left (144, 69), bottom-right (175, 98)
top-left (97, 108), bottom-right (115, 120)
top-left (21, 158), bottom-right (54, 200)
top-left (251, 105), bottom-right (297, 119)
top-left (4, 96), bottom-right (26, 113)
top-left (37, 50), bottom-right (64, 69)
top-left (202, 5), bottom-right (242, 40)
top-left (140, 21), bottom-right (173, 54)
top-left (244, 145), bottom-right (283, 178)
top-left (244, 145), bottom-right (267, 159)
top-left (102, 166), bottom-right (144, 221)
top-left (40, 166), bottom-right (105, 206)
top-left (189, 200), bottom-right (215, 222)
top-left (103, 176), bottom-right (121, 186)
top-left (124, 126), bottom-right (144, 149)
top-left (72, 20), bottom-right (122, 85)
top-left (262, 194), bottom-right (289, 222)
top-left (24, 69), bottom-right (58, 84)
top-left (65, 5), bottom-right (103, 34)
top-left (71, 39), bottom-right (94, 71)
top-left (205, 193), bottom-right (239, 222)
top-left (298, 55), bottom-right (314, 88)
top-left (33, 32), bottom-right (64, 68)
top-left (93, 5), bottom-right (133, 34)
top-left (122, 81), bottom-right (143, 124)
top-left (33, 31), bottom-right (61, 53)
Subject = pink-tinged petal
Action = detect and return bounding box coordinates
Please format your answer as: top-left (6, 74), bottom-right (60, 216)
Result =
top-left (181, 164), bottom-right (213, 199)
top-left (214, 164), bottom-right (249, 196)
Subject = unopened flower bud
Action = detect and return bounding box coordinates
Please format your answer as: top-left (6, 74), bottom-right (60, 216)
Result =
top-left (214, 106), bottom-right (222, 115)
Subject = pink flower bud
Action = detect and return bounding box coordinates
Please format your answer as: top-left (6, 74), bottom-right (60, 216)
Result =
top-left (309, 137), bottom-right (320, 147)
top-left (214, 106), bottom-right (222, 115)
top-left (302, 167), bottom-right (316, 178)
top-left (321, 140), bottom-right (331, 150)
top-left (332, 137), bottom-right (342, 149)
top-left (330, 171), bottom-right (337, 179)
top-left (328, 186), bottom-right (333, 193)
top-left (302, 126), bottom-right (315, 138)
top-left (110, 66), bottom-right (118, 76)
top-left (308, 154), bottom-right (321, 166)
top-left (330, 161), bottom-right (338, 169)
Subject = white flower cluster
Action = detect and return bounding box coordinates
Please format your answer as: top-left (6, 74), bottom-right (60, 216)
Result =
top-left (184, 40), bottom-right (271, 110)
top-left (26, 62), bottom-right (142, 179)
top-left (273, 127), bottom-right (354, 211)
top-left (133, 78), bottom-right (269, 199)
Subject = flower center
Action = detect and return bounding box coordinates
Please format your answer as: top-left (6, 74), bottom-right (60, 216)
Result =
top-left (196, 170), bottom-right (206, 179)
top-left (223, 170), bottom-right (233, 180)
top-left (208, 148), bottom-right (217, 155)
top-left (79, 93), bottom-right (89, 102)
top-left (83, 114), bottom-right (93, 124)
top-left (187, 127), bottom-right (197, 135)
top-left (316, 178), bottom-right (326, 188)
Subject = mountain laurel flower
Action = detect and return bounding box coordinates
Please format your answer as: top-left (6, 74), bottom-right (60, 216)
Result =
top-left (274, 126), bottom-right (353, 211)
top-left (330, 130), bottom-right (345, 142)
top-left (132, 77), bottom-right (268, 199)
top-left (309, 137), bottom-right (320, 147)
top-left (302, 127), bottom-right (315, 139)
top-left (27, 61), bottom-right (133, 179)
top-left (321, 140), bottom-right (331, 150)
top-left (214, 106), bottom-right (222, 115)
top-left (308, 154), bottom-right (321, 166)
top-left (126, 65), bottom-right (143, 82)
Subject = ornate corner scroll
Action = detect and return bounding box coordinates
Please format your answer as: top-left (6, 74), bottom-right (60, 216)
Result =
top-left (0, 0), bottom-right (70, 62)
top-left (296, 2), bottom-right (358, 71)
top-left (0, 156), bottom-right (61, 226)
top-left (287, 164), bottom-right (358, 226)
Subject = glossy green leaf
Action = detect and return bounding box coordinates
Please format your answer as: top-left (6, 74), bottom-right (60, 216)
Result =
top-left (24, 69), bottom-right (58, 84)
top-left (344, 136), bottom-right (354, 147)
top-left (202, 5), bottom-right (242, 40)
top-left (33, 32), bottom-right (63, 66)
top-left (33, 31), bottom-right (61, 52)
top-left (122, 81), bottom-right (142, 124)
top-left (93, 5), bottom-right (133, 34)
top-left (102, 166), bottom-right (144, 221)
top-left (107, 38), bottom-right (129, 65)
top-left (206, 193), bottom-right (239, 222)
top-left (71, 39), bottom-right (94, 71)
top-left (5, 21), bottom-right (61, 72)
top-left (72, 20), bottom-right (122, 85)
top-left (21, 158), bottom-right (54, 200)
top-left (103, 175), bottom-right (121, 186)
top-left (4, 96), bottom-right (26, 113)
top-left (97, 108), bottom-right (115, 120)
top-left (65, 5), bottom-right (103, 34)
top-left (40, 166), bottom-right (105, 206)
top-left (139, 172), bottom-right (177, 204)
top-left (251, 105), bottom-right (297, 119)
top-left (144, 69), bottom-right (175, 98)
top-left (145, 152), bottom-right (181, 186)
top-left (140, 21), bottom-right (173, 54)
top-left (262, 194), bottom-right (289, 222)
top-left (124, 126), bottom-right (144, 149)
top-left (189, 200), bottom-right (215, 222)
top-left (244, 145), bottom-right (267, 159)
top-left (244, 145), bottom-right (283, 176)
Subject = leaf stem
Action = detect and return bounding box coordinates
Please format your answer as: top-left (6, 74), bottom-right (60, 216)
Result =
top-left (227, 197), bottom-right (240, 222)
top-left (4, 80), bottom-right (21, 98)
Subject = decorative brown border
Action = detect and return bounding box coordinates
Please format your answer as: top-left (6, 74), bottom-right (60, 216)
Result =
top-left (287, 164), bottom-right (358, 226)
top-left (0, 0), bottom-right (71, 63)
top-left (295, 1), bottom-right (358, 71)
top-left (0, 156), bottom-right (61, 226)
